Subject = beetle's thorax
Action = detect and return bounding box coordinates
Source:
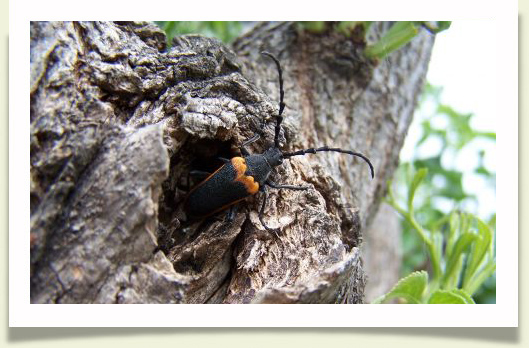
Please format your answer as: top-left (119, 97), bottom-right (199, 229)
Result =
top-left (262, 147), bottom-right (283, 167)
top-left (244, 147), bottom-right (283, 186)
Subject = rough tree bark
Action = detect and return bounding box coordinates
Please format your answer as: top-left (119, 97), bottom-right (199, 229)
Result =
top-left (30, 21), bottom-right (434, 303)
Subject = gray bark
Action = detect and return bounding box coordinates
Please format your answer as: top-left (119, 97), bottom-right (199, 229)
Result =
top-left (30, 21), bottom-right (434, 303)
top-left (362, 203), bottom-right (402, 302)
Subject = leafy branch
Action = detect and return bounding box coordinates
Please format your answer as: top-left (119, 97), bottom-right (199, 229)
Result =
top-left (364, 21), bottom-right (451, 59)
top-left (375, 168), bottom-right (496, 304)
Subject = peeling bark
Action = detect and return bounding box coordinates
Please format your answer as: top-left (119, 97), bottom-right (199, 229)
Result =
top-left (30, 21), bottom-right (434, 303)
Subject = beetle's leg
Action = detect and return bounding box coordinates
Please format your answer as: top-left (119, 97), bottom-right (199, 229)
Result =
top-left (189, 170), bottom-right (211, 178)
top-left (258, 186), bottom-right (280, 237)
top-left (266, 179), bottom-right (309, 191)
top-left (240, 147), bottom-right (250, 157)
top-left (226, 204), bottom-right (238, 222)
top-left (240, 133), bottom-right (260, 156)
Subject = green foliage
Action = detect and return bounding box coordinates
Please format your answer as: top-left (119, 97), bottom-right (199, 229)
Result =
top-left (397, 84), bottom-right (497, 293)
top-left (381, 169), bottom-right (496, 304)
top-left (297, 21), bottom-right (327, 33)
top-left (373, 271), bottom-right (428, 304)
top-left (373, 271), bottom-right (476, 304)
top-left (428, 289), bottom-right (475, 304)
top-left (364, 21), bottom-right (451, 59)
top-left (380, 82), bottom-right (496, 304)
top-left (336, 21), bottom-right (372, 36)
top-left (365, 22), bottom-right (420, 59)
top-left (155, 21), bottom-right (243, 46)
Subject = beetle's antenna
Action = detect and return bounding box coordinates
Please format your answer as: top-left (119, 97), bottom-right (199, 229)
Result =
top-left (283, 146), bottom-right (375, 179)
top-left (261, 51), bottom-right (285, 148)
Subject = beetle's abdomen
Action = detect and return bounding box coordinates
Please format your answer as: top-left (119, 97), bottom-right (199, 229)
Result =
top-left (184, 157), bottom-right (259, 219)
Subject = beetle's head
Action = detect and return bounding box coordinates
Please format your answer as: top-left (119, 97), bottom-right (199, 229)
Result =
top-left (263, 147), bottom-right (283, 167)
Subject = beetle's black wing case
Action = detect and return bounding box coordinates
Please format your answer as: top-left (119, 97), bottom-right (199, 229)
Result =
top-left (184, 163), bottom-right (252, 219)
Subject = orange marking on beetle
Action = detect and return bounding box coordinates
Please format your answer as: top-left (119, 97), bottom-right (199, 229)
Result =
top-left (231, 157), bottom-right (259, 194)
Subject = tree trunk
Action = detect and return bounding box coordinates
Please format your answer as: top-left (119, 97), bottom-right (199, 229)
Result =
top-left (30, 21), bottom-right (434, 303)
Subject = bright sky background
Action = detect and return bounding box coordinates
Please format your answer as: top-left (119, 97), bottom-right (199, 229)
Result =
top-left (400, 21), bottom-right (497, 218)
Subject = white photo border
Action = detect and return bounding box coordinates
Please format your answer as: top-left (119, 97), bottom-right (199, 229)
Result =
top-left (10, 0), bottom-right (518, 327)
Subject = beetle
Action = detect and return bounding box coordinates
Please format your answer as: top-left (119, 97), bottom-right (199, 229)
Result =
top-left (183, 52), bottom-right (374, 232)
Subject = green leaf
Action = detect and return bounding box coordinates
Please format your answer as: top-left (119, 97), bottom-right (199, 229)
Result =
top-left (435, 21), bottom-right (452, 32)
top-left (443, 231), bottom-right (477, 289)
top-left (336, 21), bottom-right (372, 41)
top-left (445, 211), bottom-right (460, 258)
top-left (336, 21), bottom-right (357, 35)
top-left (476, 131), bottom-right (496, 140)
top-left (463, 218), bottom-right (493, 293)
top-left (298, 21), bottom-right (326, 33)
top-left (428, 289), bottom-right (474, 304)
top-left (373, 271), bottom-right (428, 304)
top-left (452, 289), bottom-right (476, 303)
top-left (156, 21), bottom-right (243, 46)
top-left (430, 230), bottom-right (444, 286)
top-left (421, 21), bottom-right (452, 34)
top-left (437, 105), bottom-right (476, 149)
top-left (465, 263), bottom-right (496, 296)
top-left (364, 21), bottom-right (420, 59)
top-left (488, 214), bottom-right (496, 231)
top-left (408, 168), bottom-right (428, 211)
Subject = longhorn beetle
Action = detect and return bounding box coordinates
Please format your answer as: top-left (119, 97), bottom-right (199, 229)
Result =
top-left (183, 52), bottom-right (374, 233)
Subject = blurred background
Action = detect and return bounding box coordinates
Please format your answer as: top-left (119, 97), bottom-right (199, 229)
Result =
top-left (397, 21), bottom-right (496, 303)
top-left (155, 21), bottom-right (496, 303)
